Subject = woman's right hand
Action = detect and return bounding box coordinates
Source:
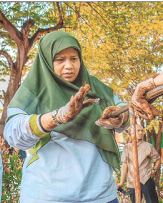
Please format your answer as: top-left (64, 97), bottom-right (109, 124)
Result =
top-left (56, 84), bottom-right (92, 123)
top-left (40, 84), bottom-right (93, 131)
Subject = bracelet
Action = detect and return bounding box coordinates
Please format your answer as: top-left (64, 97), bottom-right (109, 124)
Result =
top-left (51, 110), bottom-right (62, 126)
top-left (151, 78), bottom-right (156, 88)
top-left (152, 168), bottom-right (157, 173)
top-left (29, 115), bottom-right (49, 138)
top-left (38, 114), bottom-right (50, 133)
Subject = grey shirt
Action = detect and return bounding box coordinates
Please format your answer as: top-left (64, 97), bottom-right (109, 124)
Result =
top-left (121, 141), bottom-right (160, 187)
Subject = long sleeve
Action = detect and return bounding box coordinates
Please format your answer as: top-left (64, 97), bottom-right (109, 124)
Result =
top-left (149, 144), bottom-right (160, 162)
top-left (3, 108), bottom-right (40, 150)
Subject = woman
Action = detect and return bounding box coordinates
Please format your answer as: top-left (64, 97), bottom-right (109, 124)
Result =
top-left (4, 31), bottom-right (129, 203)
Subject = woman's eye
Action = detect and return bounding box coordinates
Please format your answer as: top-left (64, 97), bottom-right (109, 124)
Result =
top-left (72, 58), bottom-right (77, 61)
top-left (56, 58), bottom-right (64, 61)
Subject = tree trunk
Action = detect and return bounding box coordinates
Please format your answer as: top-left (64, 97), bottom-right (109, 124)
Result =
top-left (156, 118), bottom-right (163, 154)
top-left (155, 118), bottom-right (163, 189)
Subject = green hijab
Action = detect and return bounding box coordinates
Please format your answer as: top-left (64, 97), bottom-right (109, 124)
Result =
top-left (8, 31), bottom-right (120, 170)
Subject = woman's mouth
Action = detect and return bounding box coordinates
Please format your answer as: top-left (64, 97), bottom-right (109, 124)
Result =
top-left (63, 72), bottom-right (74, 77)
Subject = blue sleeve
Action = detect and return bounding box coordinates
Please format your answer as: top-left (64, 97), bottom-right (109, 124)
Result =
top-left (3, 108), bottom-right (40, 150)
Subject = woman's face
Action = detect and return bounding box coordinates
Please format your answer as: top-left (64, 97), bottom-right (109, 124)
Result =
top-left (53, 47), bottom-right (80, 82)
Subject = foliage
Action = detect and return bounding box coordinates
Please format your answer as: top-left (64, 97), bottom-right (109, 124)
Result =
top-left (145, 117), bottom-right (161, 134)
top-left (67, 2), bottom-right (163, 85)
top-left (0, 136), bottom-right (22, 202)
top-left (2, 152), bottom-right (22, 203)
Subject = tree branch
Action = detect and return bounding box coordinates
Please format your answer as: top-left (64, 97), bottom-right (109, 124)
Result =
top-left (91, 2), bottom-right (110, 14)
top-left (21, 19), bottom-right (35, 40)
top-left (56, 2), bottom-right (63, 23)
top-left (0, 10), bottom-right (23, 45)
top-left (21, 19), bottom-right (35, 49)
top-left (0, 100), bottom-right (4, 106)
top-left (0, 50), bottom-right (14, 70)
top-left (86, 2), bottom-right (108, 25)
top-left (29, 21), bottom-right (63, 47)
top-left (0, 31), bottom-right (11, 39)
top-left (86, 2), bottom-right (114, 34)
top-left (29, 3), bottom-right (63, 47)
top-left (64, 2), bottom-right (104, 43)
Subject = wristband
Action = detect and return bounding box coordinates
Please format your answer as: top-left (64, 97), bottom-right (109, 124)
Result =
top-left (152, 168), bottom-right (157, 173)
top-left (151, 78), bottom-right (156, 88)
top-left (38, 114), bottom-right (50, 133)
top-left (29, 115), bottom-right (49, 138)
top-left (51, 110), bottom-right (62, 126)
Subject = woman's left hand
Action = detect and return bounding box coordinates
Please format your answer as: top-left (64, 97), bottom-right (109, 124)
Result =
top-left (95, 106), bottom-right (125, 129)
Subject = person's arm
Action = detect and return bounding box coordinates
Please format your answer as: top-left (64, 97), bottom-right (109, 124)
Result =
top-left (150, 144), bottom-right (161, 178)
top-left (40, 84), bottom-right (93, 131)
top-left (151, 159), bottom-right (161, 178)
top-left (117, 162), bottom-right (128, 187)
top-left (4, 109), bottom-right (40, 150)
top-left (154, 73), bottom-right (163, 87)
top-left (4, 85), bottom-right (93, 150)
top-left (131, 73), bottom-right (163, 120)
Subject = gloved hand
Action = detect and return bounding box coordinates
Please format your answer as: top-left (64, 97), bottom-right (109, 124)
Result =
top-left (56, 84), bottom-right (93, 123)
top-left (95, 106), bottom-right (125, 129)
top-left (131, 78), bottom-right (160, 120)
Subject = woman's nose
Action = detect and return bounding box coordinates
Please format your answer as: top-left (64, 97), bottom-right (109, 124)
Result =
top-left (64, 59), bottom-right (73, 69)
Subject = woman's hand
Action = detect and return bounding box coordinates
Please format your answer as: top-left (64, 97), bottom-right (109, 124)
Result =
top-left (95, 106), bottom-right (125, 129)
top-left (40, 84), bottom-right (93, 131)
top-left (56, 84), bottom-right (92, 123)
top-left (131, 78), bottom-right (159, 120)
